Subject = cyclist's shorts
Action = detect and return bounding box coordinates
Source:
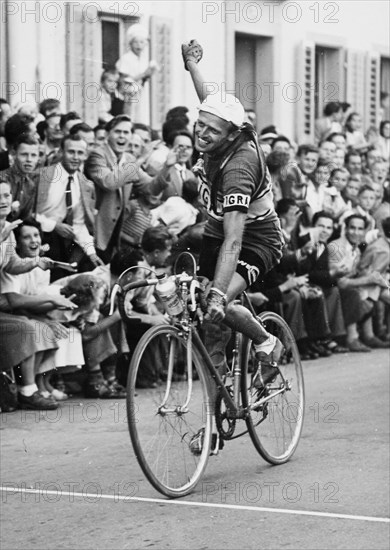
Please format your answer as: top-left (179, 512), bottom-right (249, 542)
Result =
top-left (198, 225), bottom-right (283, 288)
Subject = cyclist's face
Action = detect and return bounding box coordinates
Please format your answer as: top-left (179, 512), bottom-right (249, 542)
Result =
top-left (194, 111), bottom-right (234, 155)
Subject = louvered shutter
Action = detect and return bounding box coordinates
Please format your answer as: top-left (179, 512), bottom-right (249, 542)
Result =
top-left (0, 17), bottom-right (7, 95)
top-left (345, 50), bottom-right (366, 119)
top-left (149, 16), bottom-right (172, 130)
top-left (365, 53), bottom-right (380, 128)
top-left (296, 42), bottom-right (315, 143)
top-left (65, 4), bottom-right (101, 125)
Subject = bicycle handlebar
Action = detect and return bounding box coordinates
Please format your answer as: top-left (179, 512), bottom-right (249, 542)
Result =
top-left (122, 278), bottom-right (159, 293)
top-left (109, 272), bottom-right (199, 317)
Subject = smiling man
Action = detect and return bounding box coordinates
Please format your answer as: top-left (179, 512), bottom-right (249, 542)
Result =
top-left (35, 134), bottom-right (101, 279)
top-left (328, 214), bottom-right (386, 351)
top-left (182, 39), bottom-right (284, 454)
top-left (85, 115), bottom-right (167, 262)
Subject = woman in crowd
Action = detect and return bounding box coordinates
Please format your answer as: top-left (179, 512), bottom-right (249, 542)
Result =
top-left (1, 217), bottom-right (87, 401)
top-left (377, 120), bottom-right (390, 161)
top-left (345, 112), bottom-right (369, 154)
top-left (0, 180), bottom-right (76, 410)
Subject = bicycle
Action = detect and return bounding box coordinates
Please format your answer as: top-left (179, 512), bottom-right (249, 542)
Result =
top-left (110, 252), bottom-right (305, 498)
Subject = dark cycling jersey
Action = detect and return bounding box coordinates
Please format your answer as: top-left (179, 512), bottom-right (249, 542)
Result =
top-left (193, 139), bottom-right (280, 256)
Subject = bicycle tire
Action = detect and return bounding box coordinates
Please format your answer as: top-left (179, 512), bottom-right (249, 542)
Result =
top-left (127, 324), bottom-right (213, 498)
top-left (241, 311), bottom-right (305, 464)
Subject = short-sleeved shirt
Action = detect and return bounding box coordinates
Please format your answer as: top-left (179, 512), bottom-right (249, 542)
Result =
top-left (0, 266), bottom-right (50, 295)
top-left (193, 139), bottom-right (279, 255)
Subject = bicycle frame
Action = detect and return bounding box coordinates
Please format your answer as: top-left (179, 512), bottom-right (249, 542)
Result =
top-left (191, 329), bottom-right (245, 419)
top-left (118, 252), bottom-right (305, 498)
top-left (111, 266), bottom-right (289, 419)
top-left (191, 323), bottom-right (290, 419)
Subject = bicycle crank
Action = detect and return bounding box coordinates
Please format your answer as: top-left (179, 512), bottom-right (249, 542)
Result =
top-left (215, 386), bottom-right (236, 439)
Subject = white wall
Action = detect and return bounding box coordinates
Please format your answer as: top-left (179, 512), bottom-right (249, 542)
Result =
top-left (4, 0), bottom-right (389, 132)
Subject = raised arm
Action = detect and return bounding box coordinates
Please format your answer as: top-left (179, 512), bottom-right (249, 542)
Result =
top-left (85, 149), bottom-right (142, 191)
top-left (181, 40), bottom-right (207, 102)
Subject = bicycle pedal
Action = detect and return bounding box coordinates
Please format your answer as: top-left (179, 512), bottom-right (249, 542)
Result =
top-left (189, 427), bottom-right (204, 455)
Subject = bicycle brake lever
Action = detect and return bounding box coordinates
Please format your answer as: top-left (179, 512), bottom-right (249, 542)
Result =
top-left (189, 279), bottom-right (200, 312)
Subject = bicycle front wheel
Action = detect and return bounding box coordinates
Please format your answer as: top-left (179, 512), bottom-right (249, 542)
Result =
top-left (127, 325), bottom-right (213, 498)
top-left (241, 311), bottom-right (305, 464)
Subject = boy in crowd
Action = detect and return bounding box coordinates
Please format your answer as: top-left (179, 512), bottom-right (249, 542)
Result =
top-left (96, 68), bottom-right (124, 125)
top-left (1, 134), bottom-right (40, 221)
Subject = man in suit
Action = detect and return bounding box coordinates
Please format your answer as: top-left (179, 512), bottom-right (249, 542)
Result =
top-left (160, 130), bottom-right (195, 200)
top-left (35, 134), bottom-right (103, 279)
top-left (85, 115), bottom-right (167, 262)
top-left (300, 211), bottom-right (347, 352)
top-left (328, 214), bottom-right (386, 351)
top-left (259, 200), bottom-right (333, 359)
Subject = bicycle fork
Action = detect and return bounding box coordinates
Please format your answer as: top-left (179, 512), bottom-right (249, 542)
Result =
top-left (159, 330), bottom-right (194, 415)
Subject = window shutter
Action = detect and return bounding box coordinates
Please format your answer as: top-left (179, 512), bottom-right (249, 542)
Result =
top-left (296, 42), bottom-right (315, 143)
top-left (149, 16), bottom-right (172, 130)
top-left (365, 53), bottom-right (380, 128)
top-left (0, 17), bottom-right (7, 96)
top-left (65, 4), bottom-right (100, 125)
top-left (345, 49), bottom-right (366, 120)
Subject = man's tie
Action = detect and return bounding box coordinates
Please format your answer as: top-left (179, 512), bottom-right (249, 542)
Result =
top-left (316, 242), bottom-right (325, 259)
top-left (175, 163), bottom-right (186, 182)
top-left (65, 175), bottom-right (73, 225)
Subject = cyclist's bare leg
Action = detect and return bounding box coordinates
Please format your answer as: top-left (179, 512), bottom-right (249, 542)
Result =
top-left (202, 273), bottom-right (270, 378)
top-left (223, 273), bottom-right (269, 344)
top-left (202, 273), bottom-right (270, 413)
top-left (196, 275), bottom-right (278, 453)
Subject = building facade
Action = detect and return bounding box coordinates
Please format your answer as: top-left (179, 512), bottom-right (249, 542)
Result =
top-left (1, 0), bottom-right (389, 141)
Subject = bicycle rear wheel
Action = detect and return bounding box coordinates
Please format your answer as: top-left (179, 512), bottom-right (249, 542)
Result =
top-left (127, 325), bottom-right (213, 498)
top-left (241, 311), bottom-right (305, 464)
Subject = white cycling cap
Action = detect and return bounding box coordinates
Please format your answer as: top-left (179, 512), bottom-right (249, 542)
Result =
top-left (197, 93), bottom-right (245, 128)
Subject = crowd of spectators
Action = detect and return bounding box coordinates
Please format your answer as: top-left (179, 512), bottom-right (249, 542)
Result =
top-left (0, 33), bottom-right (389, 412)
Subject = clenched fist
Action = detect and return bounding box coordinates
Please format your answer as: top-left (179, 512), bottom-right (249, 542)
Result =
top-left (181, 39), bottom-right (203, 71)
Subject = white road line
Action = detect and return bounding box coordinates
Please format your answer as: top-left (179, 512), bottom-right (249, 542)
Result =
top-left (1, 486), bottom-right (389, 524)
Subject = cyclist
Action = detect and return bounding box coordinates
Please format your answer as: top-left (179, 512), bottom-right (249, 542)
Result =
top-left (181, 41), bottom-right (285, 454)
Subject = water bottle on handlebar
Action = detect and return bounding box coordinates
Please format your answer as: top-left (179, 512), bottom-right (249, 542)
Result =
top-left (155, 274), bottom-right (183, 316)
